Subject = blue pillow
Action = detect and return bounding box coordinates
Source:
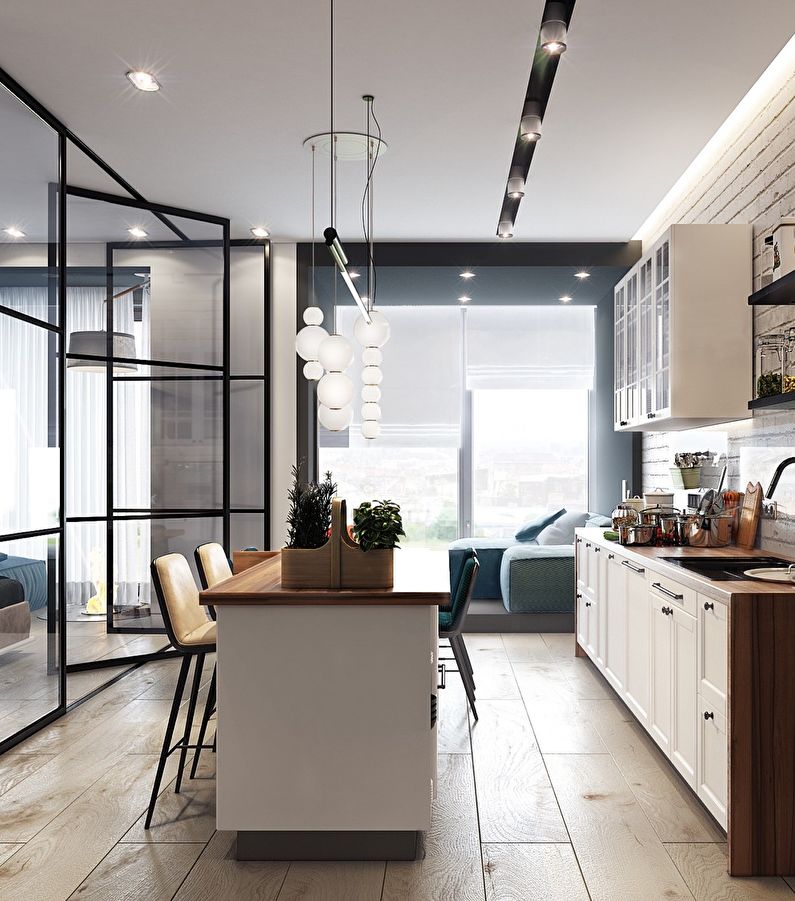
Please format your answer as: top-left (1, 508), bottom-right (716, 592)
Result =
top-left (515, 508), bottom-right (566, 542)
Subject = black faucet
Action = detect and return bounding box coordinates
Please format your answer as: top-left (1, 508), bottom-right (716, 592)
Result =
top-left (765, 457), bottom-right (795, 498)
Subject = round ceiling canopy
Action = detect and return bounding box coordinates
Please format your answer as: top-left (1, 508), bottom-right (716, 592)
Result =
top-left (303, 131), bottom-right (388, 161)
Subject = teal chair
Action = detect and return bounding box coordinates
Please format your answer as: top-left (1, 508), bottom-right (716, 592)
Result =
top-left (439, 549), bottom-right (479, 719)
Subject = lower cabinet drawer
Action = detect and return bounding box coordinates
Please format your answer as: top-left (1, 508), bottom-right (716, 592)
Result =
top-left (698, 694), bottom-right (727, 830)
top-left (648, 572), bottom-right (697, 618)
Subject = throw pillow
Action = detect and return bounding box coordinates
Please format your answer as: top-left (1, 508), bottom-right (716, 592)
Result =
top-left (536, 510), bottom-right (590, 546)
top-left (515, 508), bottom-right (566, 542)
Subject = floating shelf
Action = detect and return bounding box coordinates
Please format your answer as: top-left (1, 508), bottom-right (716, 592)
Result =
top-left (748, 391), bottom-right (795, 411)
top-left (748, 269), bottom-right (795, 305)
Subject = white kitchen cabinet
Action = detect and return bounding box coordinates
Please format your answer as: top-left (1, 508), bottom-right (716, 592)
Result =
top-left (649, 597), bottom-right (673, 755)
top-left (670, 606), bottom-right (697, 788)
top-left (602, 550), bottom-right (627, 693)
top-left (698, 695), bottom-right (728, 829)
top-left (622, 558), bottom-right (650, 726)
top-left (698, 594), bottom-right (728, 717)
top-left (613, 224), bottom-right (752, 432)
top-left (576, 585), bottom-right (589, 650)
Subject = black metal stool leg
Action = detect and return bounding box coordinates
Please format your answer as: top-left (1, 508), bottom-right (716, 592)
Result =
top-left (458, 635), bottom-right (475, 685)
top-left (190, 663), bottom-right (216, 779)
top-left (145, 655), bottom-right (190, 829)
top-left (175, 653), bottom-right (205, 794)
top-left (452, 636), bottom-right (478, 720)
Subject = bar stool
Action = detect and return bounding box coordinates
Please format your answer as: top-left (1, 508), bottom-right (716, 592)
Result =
top-left (145, 553), bottom-right (217, 829)
top-left (439, 549), bottom-right (480, 719)
top-left (190, 543), bottom-right (233, 776)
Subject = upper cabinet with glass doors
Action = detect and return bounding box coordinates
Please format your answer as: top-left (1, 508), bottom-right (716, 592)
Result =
top-left (613, 224), bottom-right (753, 432)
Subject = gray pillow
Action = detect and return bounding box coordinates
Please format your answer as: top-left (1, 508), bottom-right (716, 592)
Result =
top-left (585, 512), bottom-right (612, 528)
top-left (515, 508), bottom-right (566, 542)
top-left (536, 510), bottom-right (590, 546)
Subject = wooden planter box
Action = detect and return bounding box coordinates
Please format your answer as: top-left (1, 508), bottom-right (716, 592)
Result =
top-left (281, 498), bottom-right (394, 589)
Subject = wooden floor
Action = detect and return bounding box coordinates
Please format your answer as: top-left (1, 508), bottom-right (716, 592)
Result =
top-left (0, 632), bottom-right (793, 900)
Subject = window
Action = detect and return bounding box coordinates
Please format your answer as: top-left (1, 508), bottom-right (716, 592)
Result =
top-left (319, 302), bottom-right (595, 545)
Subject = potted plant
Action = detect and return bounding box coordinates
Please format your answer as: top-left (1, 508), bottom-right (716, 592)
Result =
top-left (281, 466), bottom-right (338, 588)
top-left (351, 500), bottom-right (405, 552)
top-left (338, 499), bottom-right (404, 588)
top-left (670, 451), bottom-right (708, 489)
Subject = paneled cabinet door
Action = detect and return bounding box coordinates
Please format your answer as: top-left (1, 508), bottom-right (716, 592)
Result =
top-left (603, 552), bottom-right (627, 693)
top-left (575, 537), bottom-right (588, 594)
top-left (585, 593), bottom-right (599, 662)
top-left (576, 588), bottom-right (589, 650)
top-left (649, 598), bottom-right (673, 755)
top-left (623, 561), bottom-right (650, 726)
top-left (670, 607), bottom-right (697, 788)
top-left (698, 596), bottom-right (727, 717)
top-left (698, 695), bottom-right (728, 829)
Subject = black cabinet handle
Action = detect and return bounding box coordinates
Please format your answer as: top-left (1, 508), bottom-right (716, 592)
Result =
top-left (593, 547), bottom-right (601, 553)
top-left (703, 711), bottom-right (714, 721)
top-left (620, 420), bottom-right (628, 426)
top-left (647, 412), bottom-right (656, 419)
top-left (661, 606), bottom-right (673, 616)
top-left (585, 601), bottom-right (592, 608)
top-left (585, 542), bottom-right (591, 548)
top-left (652, 582), bottom-right (684, 601)
top-left (621, 560), bottom-right (645, 574)
top-left (703, 601), bottom-right (714, 611)
top-left (608, 553), bottom-right (615, 560)
top-left (576, 592), bottom-right (582, 599)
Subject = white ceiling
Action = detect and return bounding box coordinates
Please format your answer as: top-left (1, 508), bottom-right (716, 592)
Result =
top-left (1, 0), bottom-right (794, 242)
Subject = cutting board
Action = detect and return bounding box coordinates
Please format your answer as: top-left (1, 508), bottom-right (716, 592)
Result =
top-left (735, 481), bottom-right (763, 549)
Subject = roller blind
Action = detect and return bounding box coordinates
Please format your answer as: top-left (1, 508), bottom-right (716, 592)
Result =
top-left (336, 305), bottom-right (462, 448)
top-left (464, 305), bottom-right (595, 390)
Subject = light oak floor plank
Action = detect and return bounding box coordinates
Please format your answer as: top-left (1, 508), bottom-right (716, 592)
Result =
top-left (482, 843), bottom-right (589, 901)
top-left (0, 752), bottom-right (178, 901)
top-left (66, 842), bottom-right (204, 901)
top-left (465, 639), bottom-right (520, 701)
top-left (437, 678), bottom-right (471, 755)
top-left (172, 830), bottom-right (288, 901)
top-left (521, 694), bottom-right (609, 754)
top-left (666, 842), bottom-right (793, 899)
top-left (594, 715), bottom-right (724, 842)
top-left (0, 751), bottom-right (55, 797)
top-left (470, 700), bottom-right (567, 842)
top-left (277, 861), bottom-right (385, 901)
top-left (545, 752), bottom-right (694, 901)
top-left (0, 844), bottom-right (22, 866)
top-left (383, 754), bottom-right (484, 901)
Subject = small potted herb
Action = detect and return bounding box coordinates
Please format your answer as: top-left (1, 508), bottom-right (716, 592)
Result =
top-left (352, 500), bottom-right (405, 552)
top-left (281, 465), bottom-right (338, 588)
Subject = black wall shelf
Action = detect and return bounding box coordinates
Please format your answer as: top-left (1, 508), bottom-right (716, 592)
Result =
top-left (748, 269), bottom-right (795, 305)
top-left (748, 391), bottom-right (795, 411)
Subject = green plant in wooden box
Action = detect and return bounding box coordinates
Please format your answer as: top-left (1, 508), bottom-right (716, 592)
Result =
top-left (352, 500), bottom-right (405, 552)
top-left (285, 464), bottom-right (337, 549)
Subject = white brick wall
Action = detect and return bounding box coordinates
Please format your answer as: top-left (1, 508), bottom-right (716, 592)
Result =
top-left (641, 72), bottom-right (795, 550)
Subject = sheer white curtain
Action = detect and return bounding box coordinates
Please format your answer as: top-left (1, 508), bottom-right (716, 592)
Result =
top-left (0, 285), bottom-right (151, 607)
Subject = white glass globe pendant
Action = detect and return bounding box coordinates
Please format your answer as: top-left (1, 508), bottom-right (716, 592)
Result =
top-left (318, 404), bottom-right (353, 431)
top-left (361, 365), bottom-right (383, 386)
top-left (361, 402), bottom-right (381, 421)
top-left (361, 346), bottom-right (382, 366)
top-left (361, 419), bottom-right (381, 440)
top-left (295, 306), bottom-right (328, 381)
top-left (315, 331), bottom-right (355, 432)
top-left (317, 333), bottom-right (354, 371)
top-left (317, 371), bottom-right (354, 408)
top-left (354, 309), bottom-right (390, 348)
top-left (361, 384), bottom-right (381, 403)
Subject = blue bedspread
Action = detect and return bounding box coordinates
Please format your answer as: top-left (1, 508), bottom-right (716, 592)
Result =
top-left (0, 555), bottom-right (48, 610)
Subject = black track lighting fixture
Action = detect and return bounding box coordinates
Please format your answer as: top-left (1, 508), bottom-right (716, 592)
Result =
top-left (495, 0), bottom-right (575, 239)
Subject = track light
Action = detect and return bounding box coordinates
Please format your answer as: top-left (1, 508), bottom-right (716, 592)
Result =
top-left (126, 70), bottom-right (161, 92)
top-left (497, 220), bottom-right (514, 239)
top-left (540, 2), bottom-right (568, 55)
top-left (520, 101), bottom-right (542, 142)
top-left (506, 167), bottom-right (526, 198)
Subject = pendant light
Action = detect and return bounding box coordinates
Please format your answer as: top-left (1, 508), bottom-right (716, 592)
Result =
top-left (67, 280), bottom-right (144, 373)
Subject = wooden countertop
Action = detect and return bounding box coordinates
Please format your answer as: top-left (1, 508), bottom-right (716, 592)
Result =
top-left (577, 529), bottom-right (795, 601)
top-left (200, 548), bottom-right (450, 606)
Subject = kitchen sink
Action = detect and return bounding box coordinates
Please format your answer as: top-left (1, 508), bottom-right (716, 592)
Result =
top-left (660, 556), bottom-right (792, 581)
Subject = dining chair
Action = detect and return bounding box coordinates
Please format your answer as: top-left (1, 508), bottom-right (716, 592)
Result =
top-left (439, 549), bottom-right (479, 719)
top-left (145, 553), bottom-right (217, 829)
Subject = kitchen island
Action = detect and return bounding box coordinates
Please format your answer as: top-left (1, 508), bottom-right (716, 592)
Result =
top-left (574, 530), bottom-right (795, 876)
top-left (200, 549), bottom-right (447, 861)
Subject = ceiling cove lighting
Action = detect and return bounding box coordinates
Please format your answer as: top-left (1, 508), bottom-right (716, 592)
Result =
top-left (460, 270), bottom-right (475, 279)
top-left (495, 0), bottom-right (575, 239)
top-left (127, 227), bottom-right (148, 238)
top-left (574, 270), bottom-right (590, 279)
top-left (126, 70), bottom-right (161, 92)
top-left (520, 102), bottom-right (543, 142)
top-left (540, 1), bottom-right (568, 54)
top-left (3, 226), bottom-right (25, 238)
top-left (250, 226), bottom-right (269, 238)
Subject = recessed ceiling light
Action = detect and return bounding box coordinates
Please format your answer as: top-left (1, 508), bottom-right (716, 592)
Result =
top-left (458, 295), bottom-right (471, 303)
top-left (460, 270), bottom-right (475, 279)
top-left (574, 270), bottom-right (590, 279)
top-left (4, 226), bottom-right (25, 238)
top-left (250, 226), bottom-right (269, 238)
top-left (559, 294), bottom-right (572, 303)
top-left (128, 227), bottom-right (148, 238)
top-left (349, 270), bottom-right (361, 279)
top-left (126, 70), bottom-right (161, 92)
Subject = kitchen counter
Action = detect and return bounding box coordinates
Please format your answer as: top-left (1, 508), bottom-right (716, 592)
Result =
top-left (200, 549), bottom-right (445, 862)
top-left (579, 530), bottom-right (795, 601)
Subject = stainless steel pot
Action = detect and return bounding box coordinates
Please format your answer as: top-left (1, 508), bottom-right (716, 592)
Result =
top-left (619, 524), bottom-right (655, 546)
top-left (686, 513), bottom-right (733, 548)
top-left (639, 505), bottom-right (679, 527)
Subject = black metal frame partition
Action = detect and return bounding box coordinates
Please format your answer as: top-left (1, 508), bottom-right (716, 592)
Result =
top-left (0, 65), bottom-right (270, 753)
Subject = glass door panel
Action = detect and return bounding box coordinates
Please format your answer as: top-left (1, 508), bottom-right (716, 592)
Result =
top-left (626, 274), bottom-right (638, 424)
top-left (654, 241), bottom-right (671, 414)
top-left (639, 258), bottom-right (654, 418)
